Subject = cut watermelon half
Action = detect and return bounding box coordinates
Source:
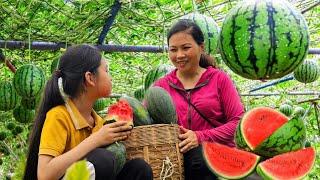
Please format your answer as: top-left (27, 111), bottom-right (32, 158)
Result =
top-left (202, 142), bottom-right (260, 179)
top-left (241, 107), bottom-right (288, 150)
top-left (256, 147), bottom-right (316, 179)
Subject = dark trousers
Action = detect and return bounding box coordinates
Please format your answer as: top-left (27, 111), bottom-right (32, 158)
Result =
top-left (184, 145), bottom-right (217, 180)
top-left (85, 148), bottom-right (153, 180)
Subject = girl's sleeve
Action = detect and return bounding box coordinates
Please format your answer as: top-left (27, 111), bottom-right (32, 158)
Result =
top-left (195, 73), bottom-right (244, 145)
top-left (39, 110), bottom-right (68, 157)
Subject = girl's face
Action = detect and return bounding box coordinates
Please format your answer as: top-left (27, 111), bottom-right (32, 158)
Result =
top-left (168, 31), bottom-right (204, 73)
top-left (95, 58), bottom-right (112, 97)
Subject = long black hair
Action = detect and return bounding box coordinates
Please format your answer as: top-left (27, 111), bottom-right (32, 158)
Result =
top-left (24, 44), bottom-right (102, 180)
top-left (167, 19), bottom-right (217, 68)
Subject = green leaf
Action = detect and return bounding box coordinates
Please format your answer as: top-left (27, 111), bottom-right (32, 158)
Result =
top-left (64, 160), bottom-right (90, 180)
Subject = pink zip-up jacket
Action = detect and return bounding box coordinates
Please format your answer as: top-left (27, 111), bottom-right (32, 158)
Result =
top-left (154, 66), bottom-right (244, 147)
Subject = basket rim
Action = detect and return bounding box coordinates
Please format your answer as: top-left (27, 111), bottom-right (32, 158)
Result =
top-left (132, 123), bottom-right (179, 129)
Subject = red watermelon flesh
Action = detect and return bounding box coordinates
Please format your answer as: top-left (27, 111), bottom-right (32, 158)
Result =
top-left (105, 99), bottom-right (133, 126)
top-left (202, 142), bottom-right (260, 179)
top-left (257, 147), bottom-right (316, 179)
top-left (241, 107), bottom-right (288, 150)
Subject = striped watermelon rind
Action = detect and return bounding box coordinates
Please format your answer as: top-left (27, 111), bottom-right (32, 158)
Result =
top-left (133, 86), bottom-right (145, 101)
top-left (13, 64), bottom-right (46, 98)
top-left (93, 98), bottom-right (110, 112)
top-left (0, 81), bottom-right (20, 111)
top-left (279, 104), bottom-right (293, 116)
top-left (293, 106), bottom-right (305, 117)
top-left (254, 117), bottom-right (306, 157)
top-left (120, 95), bottom-right (152, 126)
top-left (181, 12), bottom-right (220, 55)
top-left (219, 0), bottom-right (309, 80)
top-left (240, 107), bottom-right (288, 150)
top-left (144, 87), bottom-right (177, 124)
top-left (144, 64), bottom-right (174, 91)
top-left (235, 122), bottom-right (251, 151)
top-left (21, 96), bottom-right (41, 110)
top-left (294, 59), bottom-right (320, 83)
top-left (13, 105), bottom-right (35, 124)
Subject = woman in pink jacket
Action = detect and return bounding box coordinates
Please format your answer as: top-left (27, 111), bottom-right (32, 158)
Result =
top-left (154, 19), bottom-right (244, 180)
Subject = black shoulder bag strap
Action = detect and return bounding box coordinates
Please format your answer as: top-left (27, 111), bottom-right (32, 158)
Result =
top-left (168, 81), bottom-right (215, 127)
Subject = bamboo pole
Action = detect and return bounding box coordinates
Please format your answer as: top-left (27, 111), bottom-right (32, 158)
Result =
top-left (241, 91), bottom-right (320, 97)
top-left (297, 98), bottom-right (320, 104)
top-left (0, 40), bottom-right (165, 53)
top-left (1, 40), bottom-right (319, 54)
top-left (249, 74), bottom-right (294, 92)
top-left (107, 92), bottom-right (320, 98)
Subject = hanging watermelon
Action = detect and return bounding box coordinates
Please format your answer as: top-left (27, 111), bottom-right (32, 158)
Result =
top-left (181, 12), bottom-right (220, 55)
top-left (220, 0), bottom-right (309, 80)
top-left (294, 59), bottom-right (320, 83)
top-left (13, 64), bottom-right (46, 98)
top-left (0, 81), bottom-right (20, 111)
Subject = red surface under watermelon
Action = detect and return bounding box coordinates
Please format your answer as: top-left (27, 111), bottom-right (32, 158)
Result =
top-left (202, 142), bottom-right (260, 179)
top-left (256, 147), bottom-right (316, 179)
top-left (104, 99), bottom-right (133, 127)
top-left (240, 107), bottom-right (288, 150)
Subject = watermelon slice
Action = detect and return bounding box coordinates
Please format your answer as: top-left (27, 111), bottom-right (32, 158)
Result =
top-left (256, 147), bottom-right (316, 179)
top-left (239, 107), bottom-right (289, 150)
top-left (202, 142), bottom-right (260, 179)
top-left (104, 99), bottom-right (134, 127)
top-left (254, 117), bottom-right (306, 157)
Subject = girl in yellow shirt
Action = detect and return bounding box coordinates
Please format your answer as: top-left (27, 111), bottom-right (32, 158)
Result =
top-left (23, 45), bottom-right (153, 180)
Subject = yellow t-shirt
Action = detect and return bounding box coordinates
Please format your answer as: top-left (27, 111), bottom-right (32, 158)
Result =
top-left (39, 99), bottom-right (104, 157)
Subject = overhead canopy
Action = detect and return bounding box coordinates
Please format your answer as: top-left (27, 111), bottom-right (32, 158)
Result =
top-left (0, 0), bottom-right (319, 47)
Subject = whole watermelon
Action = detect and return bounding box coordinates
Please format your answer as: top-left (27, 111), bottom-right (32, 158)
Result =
top-left (93, 98), bottom-right (110, 112)
top-left (145, 87), bottom-right (177, 124)
top-left (21, 96), bottom-right (41, 110)
top-left (13, 64), bottom-right (46, 98)
top-left (144, 64), bottom-right (174, 91)
top-left (120, 96), bottom-right (152, 126)
top-left (279, 104), bottom-right (293, 116)
top-left (181, 12), bottom-right (220, 56)
top-left (105, 142), bottom-right (126, 175)
top-left (133, 86), bottom-right (144, 102)
top-left (0, 81), bottom-right (20, 111)
top-left (220, 0), bottom-right (309, 80)
top-left (293, 106), bottom-right (305, 117)
top-left (294, 59), bottom-right (320, 83)
top-left (13, 106), bottom-right (35, 124)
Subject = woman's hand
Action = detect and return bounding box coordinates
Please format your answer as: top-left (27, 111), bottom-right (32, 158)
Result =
top-left (178, 126), bottom-right (199, 153)
top-left (92, 121), bottom-right (133, 147)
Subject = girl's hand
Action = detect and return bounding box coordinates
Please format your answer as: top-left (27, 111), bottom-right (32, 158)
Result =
top-left (92, 121), bottom-right (133, 147)
top-left (178, 126), bottom-right (199, 153)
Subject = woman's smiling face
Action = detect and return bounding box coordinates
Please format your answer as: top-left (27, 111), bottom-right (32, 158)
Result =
top-left (168, 31), bottom-right (204, 73)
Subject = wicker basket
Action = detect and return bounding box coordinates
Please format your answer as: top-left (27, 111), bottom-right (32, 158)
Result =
top-left (123, 124), bottom-right (184, 180)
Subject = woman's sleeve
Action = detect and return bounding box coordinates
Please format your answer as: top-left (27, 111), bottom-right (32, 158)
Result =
top-left (195, 73), bottom-right (244, 145)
